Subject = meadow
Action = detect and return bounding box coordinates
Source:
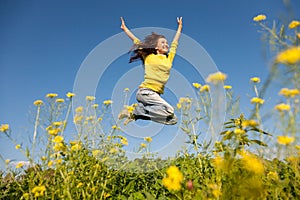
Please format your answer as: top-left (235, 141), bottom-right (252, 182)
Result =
top-left (0, 14), bottom-right (300, 200)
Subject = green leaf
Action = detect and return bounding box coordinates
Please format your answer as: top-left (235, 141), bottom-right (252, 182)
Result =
top-left (248, 127), bottom-right (272, 136)
top-left (251, 139), bottom-right (268, 147)
top-left (144, 192), bottom-right (156, 200)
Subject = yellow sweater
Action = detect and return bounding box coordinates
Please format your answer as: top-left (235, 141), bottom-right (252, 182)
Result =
top-left (134, 39), bottom-right (178, 94)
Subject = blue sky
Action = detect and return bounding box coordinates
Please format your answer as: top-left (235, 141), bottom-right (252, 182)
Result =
top-left (1, 0), bottom-right (299, 168)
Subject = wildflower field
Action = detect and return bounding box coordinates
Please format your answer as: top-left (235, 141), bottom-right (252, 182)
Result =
top-left (1, 14), bottom-right (300, 200)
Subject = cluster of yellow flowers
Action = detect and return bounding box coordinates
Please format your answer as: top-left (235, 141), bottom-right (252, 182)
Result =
top-left (279, 88), bottom-right (300, 98)
top-left (240, 151), bottom-right (264, 174)
top-left (31, 185), bottom-right (46, 198)
top-left (162, 166), bottom-right (183, 191)
top-left (0, 124), bottom-right (9, 132)
top-left (251, 97), bottom-right (265, 104)
top-left (274, 103), bottom-right (291, 112)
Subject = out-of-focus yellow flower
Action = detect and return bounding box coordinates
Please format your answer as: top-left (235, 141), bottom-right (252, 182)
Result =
top-left (251, 97), bottom-right (264, 104)
top-left (241, 151), bottom-right (264, 174)
top-left (297, 33), bottom-right (300, 39)
top-left (209, 184), bottom-right (222, 198)
top-left (276, 46), bottom-right (300, 65)
top-left (277, 135), bottom-right (295, 145)
top-left (53, 121), bottom-right (63, 126)
top-left (22, 193), bottom-right (29, 199)
top-left (120, 138), bottom-right (128, 146)
top-left (53, 136), bottom-right (64, 143)
top-left (48, 128), bottom-right (61, 136)
top-left (162, 166), bottom-right (183, 191)
top-left (33, 100), bottom-right (43, 106)
top-left (213, 155), bottom-right (225, 170)
top-left (15, 144), bottom-right (21, 150)
top-left (250, 77), bottom-right (260, 83)
top-left (71, 143), bottom-right (82, 151)
top-left (48, 161), bottom-right (53, 167)
top-left (32, 185), bottom-right (46, 197)
top-left (86, 96), bottom-right (95, 101)
top-left (74, 115), bottom-right (83, 124)
top-left (55, 98), bottom-right (64, 103)
top-left (253, 14), bottom-right (266, 22)
top-left (46, 93), bottom-right (58, 98)
top-left (224, 85), bottom-right (232, 90)
top-left (103, 100), bottom-right (113, 105)
top-left (288, 20), bottom-right (300, 29)
top-left (53, 143), bottom-right (65, 152)
top-left (192, 82), bottom-right (201, 89)
top-left (124, 88), bottom-right (130, 92)
top-left (200, 85), bottom-right (210, 92)
top-left (279, 88), bottom-right (300, 98)
top-left (103, 192), bottom-right (111, 199)
top-left (274, 103), bottom-right (291, 112)
top-left (144, 137), bottom-right (152, 143)
top-left (75, 106), bottom-right (84, 113)
top-left (92, 104), bottom-right (99, 108)
top-left (5, 159), bottom-right (10, 165)
top-left (111, 125), bottom-right (119, 130)
top-left (206, 72), bottom-right (227, 84)
top-left (176, 103), bottom-right (182, 110)
top-left (140, 143), bottom-right (147, 148)
top-left (242, 120), bottom-right (258, 128)
top-left (0, 124), bottom-right (9, 132)
top-left (16, 162), bottom-right (24, 169)
top-left (98, 117), bottom-right (103, 121)
top-left (66, 92), bottom-right (75, 98)
top-left (234, 128), bottom-right (245, 134)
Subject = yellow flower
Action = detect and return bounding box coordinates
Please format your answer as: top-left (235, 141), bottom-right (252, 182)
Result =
top-left (224, 85), bottom-right (232, 90)
top-left (250, 77), bottom-right (260, 83)
top-left (200, 85), bottom-right (210, 92)
top-left (277, 135), bottom-right (295, 145)
top-left (288, 20), bottom-right (300, 29)
top-left (206, 72), bottom-right (227, 84)
top-left (71, 143), bottom-right (82, 151)
top-left (92, 104), bottom-right (99, 108)
top-left (162, 166), bottom-right (183, 191)
top-left (16, 162), bottom-right (24, 169)
top-left (192, 82), bottom-right (201, 89)
top-left (241, 152), bottom-right (264, 174)
top-left (46, 93), bottom-right (58, 98)
top-left (48, 161), bottom-right (53, 167)
top-left (5, 159), bottom-right (10, 165)
top-left (75, 106), bottom-right (84, 113)
top-left (53, 121), bottom-right (63, 126)
top-left (98, 117), bottom-right (103, 121)
top-left (53, 136), bottom-right (64, 143)
top-left (0, 124), bottom-right (9, 132)
top-left (274, 103), bottom-right (291, 112)
top-left (55, 98), bottom-right (64, 103)
top-left (144, 137), bottom-right (152, 143)
top-left (22, 193), bottom-right (29, 199)
top-left (140, 143), bottom-right (147, 148)
top-left (297, 33), bottom-right (300, 39)
top-left (279, 88), bottom-right (300, 98)
top-left (48, 128), bottom-right (61, 136)
top-left (242, 120), bottom-right (258, 128)
top-left (267, 171), bottom-right (279, 181)
top-left (15, 144), bottom-right (21, 150)
top-left (66, 92), bottom-right (75, 98)
top-left (124, 88), bottom-right (130, 92)
top-left (32, 185), bottom-right (46, 197)
top-left (111, 125), bottom-right (119, 130)
top-left (74, 115), bottom-right (83, 124)
top-left (121, 138), bottom-right (128, 146)
top-left (53, 143), bottom-right (65, 152)
top-left (103, 100), bottom-right (113, 105)
top-left (176, 103), bottom-right (182, 110)
top-left (86, 96), bottom-right (95, 101)
top-left (179, 97), bottom-right (192, 104)
top-left (253, 14), bottom-right (266, 22)
top-left (33, 100), bottom-right (43, 106)
top-left (251, 97), bottom-right (264, 104)
top-left (276, 46), bottom-right (300, 65)
top-left (234, 128), bottom-right (245, 134)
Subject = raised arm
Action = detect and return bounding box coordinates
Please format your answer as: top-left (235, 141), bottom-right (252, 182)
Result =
top-left (120, 17), bottom-right (139, 42)
top-left (172, 17), bottom-right (183, 43)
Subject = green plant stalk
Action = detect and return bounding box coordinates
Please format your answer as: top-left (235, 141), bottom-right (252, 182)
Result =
top-left (32, 105), bottom-right (41, 163)
top-left (60, 99), bottom-right (72, 137)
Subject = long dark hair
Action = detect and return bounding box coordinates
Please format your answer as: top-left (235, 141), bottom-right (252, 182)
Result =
top-left (129, 32), bottom-right (166, 63)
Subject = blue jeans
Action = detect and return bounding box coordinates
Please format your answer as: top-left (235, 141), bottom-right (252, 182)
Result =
top-left (133, 88), bottom-right (177, 125)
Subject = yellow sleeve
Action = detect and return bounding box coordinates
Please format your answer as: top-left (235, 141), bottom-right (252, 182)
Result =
top-left (168, 41), bottom-right (178, 63)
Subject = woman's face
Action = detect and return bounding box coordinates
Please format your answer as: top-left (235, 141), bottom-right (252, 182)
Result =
top-left (156, 37), bottom-right (169, 54)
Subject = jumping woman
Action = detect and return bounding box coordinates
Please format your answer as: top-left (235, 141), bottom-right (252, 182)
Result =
top-left (118, 17), bottom-right (183, 125)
